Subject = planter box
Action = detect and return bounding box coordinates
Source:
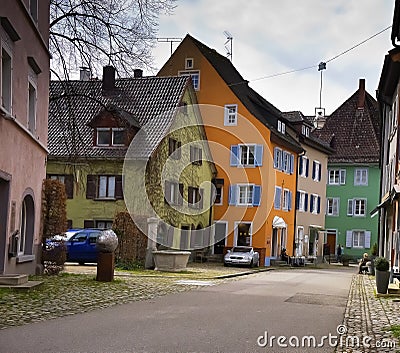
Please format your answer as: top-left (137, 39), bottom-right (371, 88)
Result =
top-left (376, 269), bottom-right (390, 294)
top-left (153, 250), bottom-right (191, 272)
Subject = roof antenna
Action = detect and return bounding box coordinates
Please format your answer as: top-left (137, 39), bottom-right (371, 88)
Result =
top-left (314, 62), bottom-right (327, 129)
top-left (224, 31), bottom-right (233, 62)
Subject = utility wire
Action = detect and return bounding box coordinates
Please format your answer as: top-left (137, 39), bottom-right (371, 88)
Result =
top-left (228, 25), bottom-right (392, 87)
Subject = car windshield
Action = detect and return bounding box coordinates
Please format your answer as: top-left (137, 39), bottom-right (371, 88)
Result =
top-left (232, 246), bottom-right (251, 253)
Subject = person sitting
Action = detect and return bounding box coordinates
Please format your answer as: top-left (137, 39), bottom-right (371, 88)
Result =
top-left (358, 253), bottom-right (369, 274)
top-left (280, 248), bottom-right (289, 264)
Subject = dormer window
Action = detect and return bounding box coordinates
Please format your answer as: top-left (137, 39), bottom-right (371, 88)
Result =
top-left (96, 127), bottom-right (125, 147)
top-left (277, 120), bottom-right (285, 134)
top-left (301, 125), bottom-right (310, 137)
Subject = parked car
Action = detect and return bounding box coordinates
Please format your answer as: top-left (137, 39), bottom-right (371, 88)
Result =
top-left (224, 246), bottom-right (260, 267)
top-left (65, 229), bottom-right (103, 265)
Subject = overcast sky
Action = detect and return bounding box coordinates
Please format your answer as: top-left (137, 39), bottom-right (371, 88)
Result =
top-left (147, 0), bottom-right (395, 116)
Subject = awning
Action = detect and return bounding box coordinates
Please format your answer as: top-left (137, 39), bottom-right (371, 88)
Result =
top-left (272, 216), bottom-right (287, 229)
top-left (370, 194), bottom-right (390, 217)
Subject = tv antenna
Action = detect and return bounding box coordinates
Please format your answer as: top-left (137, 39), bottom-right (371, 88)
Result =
top-left (224, 31), bottom-right (233, 61)
top-left (157, 37), bottom-right (182, 55)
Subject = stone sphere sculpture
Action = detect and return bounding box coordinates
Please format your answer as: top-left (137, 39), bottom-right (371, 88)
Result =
top-left (96, 229), bottom-right (118, 253)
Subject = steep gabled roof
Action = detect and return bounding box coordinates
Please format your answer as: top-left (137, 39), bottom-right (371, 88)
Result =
top-left (49, 76), bottom-right (190, 159)
top-left (185, 34), bottom-right (302, 152)
top-left (312, 80), bottom-right (380, 164)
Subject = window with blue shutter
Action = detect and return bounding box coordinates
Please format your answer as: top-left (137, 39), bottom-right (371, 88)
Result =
top-left (288, 191), bottom-right (292, 210)
top-left (274, 186), bottom-right (281, 209)
top-left (346, 230), bottom-right (352, 248)
top-left (299, 157), bottom-right (303, 175)
top-left (230, 145), bottom-right (239, 166)
top-left (305, 193), bottom-right (308, 212)
top-left (312, 161), bottom-right (316, 180)
top-left (274, 147), bottom-right (279, 169)
top-left (290, 154), bottom-right (294, 174)
top-left (365, 231), bottom-right (371, 248)
top-left (228, 185), bottom-right (238, 205)
top-left (317, 196), bottom-right (321, 214)
top-left (254, 145), bottom-right (263, 166)
top-left (253, 185), bottom-right (261, 206)
top-left (305, 158), bottom-right (309, 177)
top-left (296, 191), bottom-right (300, 210)
top-left (310, 194), bottom-right (314, 213)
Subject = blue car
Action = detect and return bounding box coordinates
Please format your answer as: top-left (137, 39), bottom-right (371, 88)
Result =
top-left (66, 229), bottom-right (103, 265)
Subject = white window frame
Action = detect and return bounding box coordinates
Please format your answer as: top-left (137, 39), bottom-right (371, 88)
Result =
top-left (111, 128), bottom-right (125, 146)
top-left (354, 168), bottom-right (368, 186)
top-left (96, 128), bottom-right (111, 146)
top-left (27, 79), bottom-right (37, 133)
top-left (238, 144), bottom-right (255, 166)
top-left (179, 70), bottom-right (200, 90)
top-left (348, 198), bottom-right (366, 217)
top-left (326, 197), bottom-right (340, 216)
top-left (274, 147), bottom-right (282, 170)
top-left (237, 184), bottom-right (254, 206)
top-left (224, 104), bottom-right (238, 126)
top-left (214, 185), bottom-right (223, 206)
top-left (98, 175), bottom-right (116, 199)
top-left (310, 193), bottom-right (319, 214)
top-left (298, 190), bottom-right (306, 212)
top-left (283, 188), bottom-right (290, 211)
top-left (1, 45), bottom-right (13, 114)
top-left (301, 125), bottom-right (310, 137)
top-left (328, 169), bottom-right (346, 185)
top-left (277, 120), bottom-right (286, 134)
top-left (313, 161), bottom-right (321, 182)
top-left (299, 156), bottom-right (308, 177)
top-left (352, 230), bottom-right (365, 248)
top-left (185, 58), bottom-right (193, 69)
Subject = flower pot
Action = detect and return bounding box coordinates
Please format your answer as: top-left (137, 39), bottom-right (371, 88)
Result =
top-left (152, 250), bottom-right (191, 272)
top-left (342, 260), bottom-right (349, 266)
top-left (375, 269), bottom-right (390, 294)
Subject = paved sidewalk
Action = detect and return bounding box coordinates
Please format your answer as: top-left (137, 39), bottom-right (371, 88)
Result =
top-left (339, 274), bottom-right (400, 353)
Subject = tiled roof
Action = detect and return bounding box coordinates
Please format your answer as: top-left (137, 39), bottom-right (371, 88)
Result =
top-left (48, 76), bottom-right (190, 159)
top-left (185, 35), bottom-right (302, 152)
top-left (312, 83), bottom-right (380, 164)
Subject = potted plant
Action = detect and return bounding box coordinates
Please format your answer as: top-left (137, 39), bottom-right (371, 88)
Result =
top-left (374, 257), bottom-right (390, 294)
top-left (341, 254), bottom-right (351, 266)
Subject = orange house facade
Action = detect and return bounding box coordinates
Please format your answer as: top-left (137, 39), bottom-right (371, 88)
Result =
top-left (158, 35), bottom-right (302, 265)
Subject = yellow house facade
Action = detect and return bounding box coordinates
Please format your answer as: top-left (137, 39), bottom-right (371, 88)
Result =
top-left (158, 35), bottom-right (302, 265)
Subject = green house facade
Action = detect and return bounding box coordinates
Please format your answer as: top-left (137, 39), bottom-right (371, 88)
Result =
top-left (47, 67), bottom-right (216, 250)
top-left (313, 79), bottom-right (381, 259)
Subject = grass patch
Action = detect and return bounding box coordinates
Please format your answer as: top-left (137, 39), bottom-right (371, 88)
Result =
top-left (390, 325), bottom-right (400, 339)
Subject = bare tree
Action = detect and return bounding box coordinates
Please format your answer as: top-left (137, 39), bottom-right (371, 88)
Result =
top-left (49, 0), bottom-right (176, 79)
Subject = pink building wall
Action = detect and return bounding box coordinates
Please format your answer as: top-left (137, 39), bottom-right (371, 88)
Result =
top-left (0, 0), bottom-right (50, 274)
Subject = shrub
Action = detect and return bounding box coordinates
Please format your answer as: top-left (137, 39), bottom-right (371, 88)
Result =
top-left (371, 243), bottom-right (378, 256)
top-left (374, 257), bottom-right (389, 271)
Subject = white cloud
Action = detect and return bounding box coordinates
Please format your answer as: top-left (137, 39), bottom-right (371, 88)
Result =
top-left (149, 0), bottom-right (395, 115)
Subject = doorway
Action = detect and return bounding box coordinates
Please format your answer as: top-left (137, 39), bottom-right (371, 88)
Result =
top-left (0, 177), bottom-right (10, 273)
top-left (213, 222), bottom-right (227, 254)
top-left (235, 222), bottom-right (251, 246)
top-left (326, 229), bottom-right (337, 255)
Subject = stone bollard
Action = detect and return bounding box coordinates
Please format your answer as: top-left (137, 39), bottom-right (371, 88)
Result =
top-left (96, 230), bottom-right (118, 282)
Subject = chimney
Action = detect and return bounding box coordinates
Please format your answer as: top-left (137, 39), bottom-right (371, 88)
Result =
top-left (357, 78), bottom-right (365, 109)
top-left (80, 67), bottom-right (90, 81)
top-left (134, 69), bottom-right (143, 78)
top-left (102, 65), bottom-right (116, 91)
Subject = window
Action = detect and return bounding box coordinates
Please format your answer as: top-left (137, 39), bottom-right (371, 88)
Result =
top-left (179, 70), bottom-right (200, 90)
top-left (347, 198), bottom-right (366, 217)
top-left (328, 169), bottom-right (346, 185)
top-left (231, 144), bottom-right (263, 167)
top-left (274, 147), bottom-right (293, 173)
top-left (224, 104), bottom-right (238, 126)
top-left (1, 47), bottom-right (12, 112)
top-left (274, 147), bottom-right (282, 170)
top-left (86, 175), bottom-right (123, 200)
top-left (229, 184), bottom-right (261, 207)
top-left (299, 156), bottom-right (309, 177)
top-left (212, 178), bottom-right (224, 205)
top-left (312, 161), bottom-right (321, 181)
top-left (188, 186), bottom-right (203, 209)
top-left (48, 174), bottom-right (74, 199)
top-left (168, 138), bottom-right (181, 159)
top-left (282, 189), bottom-right (292, 211)
top-left (346, 230), bottom-right (371, 249)
top-left (29, 0), bottom-right (38, 21)
top-left (99, 176), bottom-right (115, 198)
top-left (96, 220), bottom-right (113, 229)
top-left (96, 128), bottom-right (125, 147)
top-left (190, 146), bottom-right (202, 165)
top-left (301, 125), bottom-right (310, 137)
top-left (296, 190), bottom-right (308, 212)
top-left (164, 181), bottom-right (183, 206)
top-left (185, 58), bottom-right (193, 69)
top-left (310, 194), bottom-right (321, 214)
top-left (326, 197), bottom-right (339, 216)
top-left (277, 120), bottom-right (286, 133)
top-left (354, 168), bottom-right (368, 186)
top-left (28, 81), bottom-right (36, 133)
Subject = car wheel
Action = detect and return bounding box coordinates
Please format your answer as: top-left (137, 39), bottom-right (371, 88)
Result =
top-left (250, 260), bottom-right (254, 268)
top-left (224, 262), bottom-right (228, 267)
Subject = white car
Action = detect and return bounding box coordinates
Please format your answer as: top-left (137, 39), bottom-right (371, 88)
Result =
top-left (224, 246), bottom-right (260, 267)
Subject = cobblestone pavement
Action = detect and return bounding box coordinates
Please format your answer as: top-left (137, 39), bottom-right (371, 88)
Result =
top-left (339, 274), bottom-right (400, 353)
top-left (0, 264), bottom-right (251, 330)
